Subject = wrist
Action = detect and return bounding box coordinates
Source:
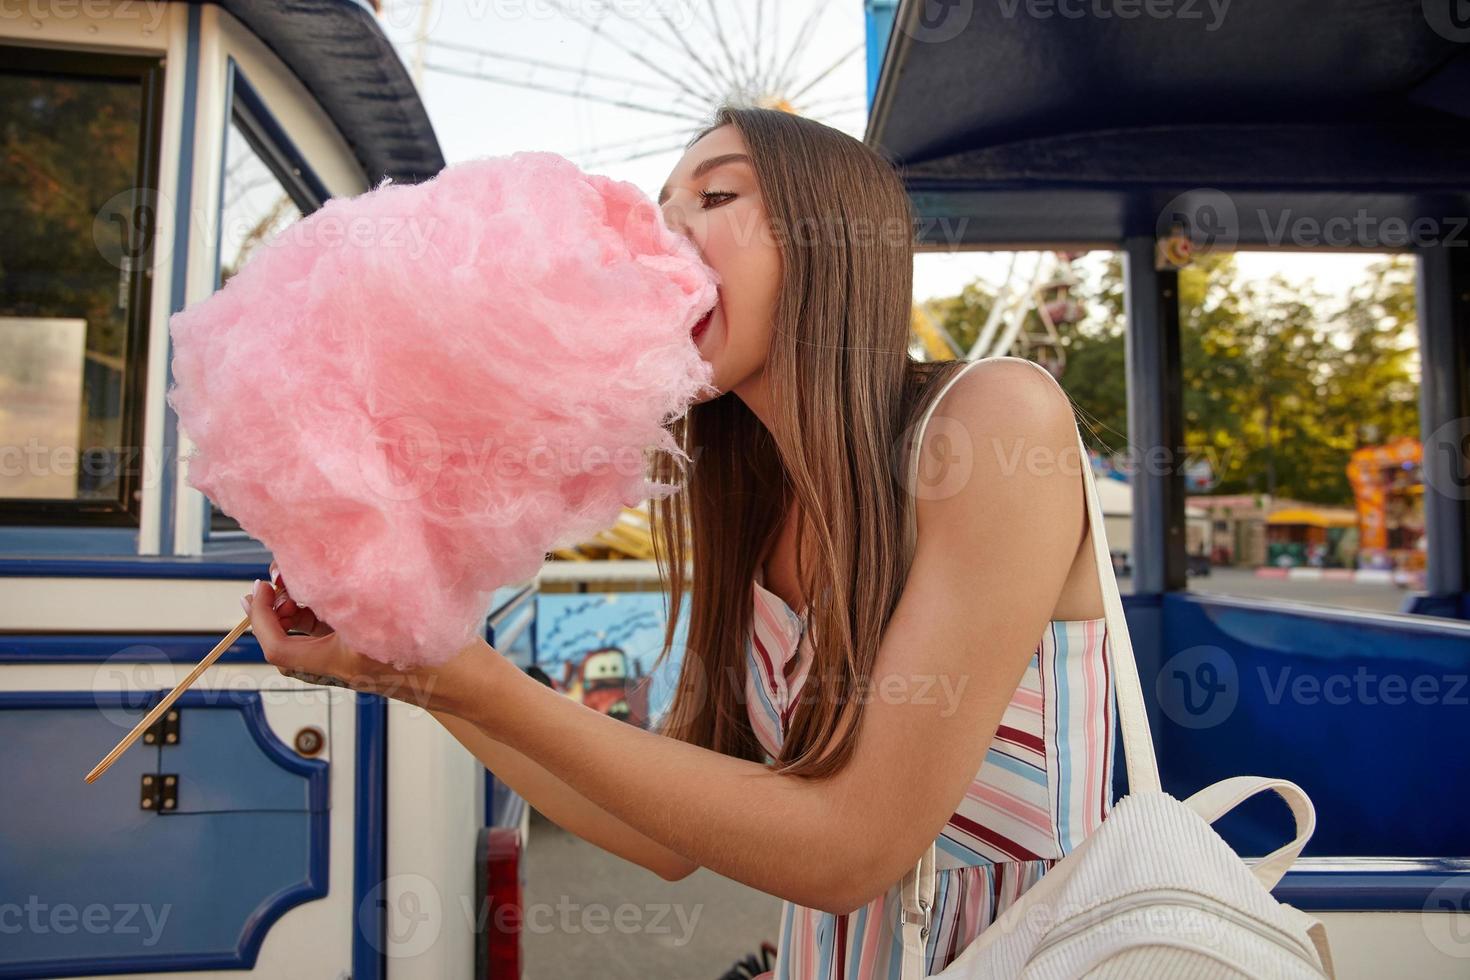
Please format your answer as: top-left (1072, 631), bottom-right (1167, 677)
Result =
top-left (437, 636), bottom-right (512, 728)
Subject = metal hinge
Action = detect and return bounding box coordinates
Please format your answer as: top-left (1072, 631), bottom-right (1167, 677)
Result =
top-left (140, 773), bottom-right (178, 812)
top-left (142, 707), bottom-right (180, 746)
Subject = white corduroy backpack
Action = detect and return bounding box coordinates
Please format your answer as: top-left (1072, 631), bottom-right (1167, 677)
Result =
top-left (896, 359), bottom-right (1337, 979)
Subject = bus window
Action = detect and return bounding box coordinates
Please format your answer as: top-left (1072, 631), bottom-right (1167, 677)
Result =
top-left (0, 48), bottom-right (160, 525)
top-left (1179, 252), bottom-right (1432, 618)
top-left (204, 99), bottom-right (306, 540)
top-left (912, 250), bottom-right (1132, 593)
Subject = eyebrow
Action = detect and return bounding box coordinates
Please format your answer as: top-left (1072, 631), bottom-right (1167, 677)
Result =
top-left (657, 153), bottom-right (752, 206)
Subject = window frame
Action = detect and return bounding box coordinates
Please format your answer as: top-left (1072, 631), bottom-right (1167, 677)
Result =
top-left (0, 44), bottom-right (166, 528)
top-left (201, 58), bottom-right (327, 542)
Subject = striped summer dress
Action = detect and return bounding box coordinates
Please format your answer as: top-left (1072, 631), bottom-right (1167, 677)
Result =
top-left (746, 356), bottom-right (1118, 979)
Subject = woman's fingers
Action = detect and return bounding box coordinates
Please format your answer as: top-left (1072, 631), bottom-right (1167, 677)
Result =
top-left (260, 561), bottom-right (329, 636)
top-left (245, 579), bottom-right (338, 673)
top-left (246, 579), bottom-right (287, 648)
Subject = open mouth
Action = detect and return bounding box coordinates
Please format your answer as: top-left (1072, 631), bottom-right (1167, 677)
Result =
top-left (691, 303), bottom-right (716, 340)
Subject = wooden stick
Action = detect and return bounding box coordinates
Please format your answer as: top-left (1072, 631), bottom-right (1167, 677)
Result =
top-left (85, 583), bottom-right (276, 784)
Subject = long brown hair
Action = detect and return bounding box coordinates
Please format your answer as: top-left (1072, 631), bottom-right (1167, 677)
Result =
top-left (649, 104), bottom-right (962, 779)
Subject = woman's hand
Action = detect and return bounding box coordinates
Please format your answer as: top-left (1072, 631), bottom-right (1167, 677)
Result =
top-left (242, 561), bottom-right (491, 717)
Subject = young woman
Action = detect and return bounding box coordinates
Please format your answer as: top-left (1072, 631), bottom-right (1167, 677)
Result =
top-left (245, 105), bottom-right (1116, 979)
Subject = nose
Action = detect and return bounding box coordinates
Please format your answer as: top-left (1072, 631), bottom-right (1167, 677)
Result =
top-left (660, 198), bottom-right (690, 239)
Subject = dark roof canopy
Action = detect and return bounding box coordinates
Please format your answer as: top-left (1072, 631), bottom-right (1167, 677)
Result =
top-left (201, 0), bottom-right (445, 186)
top-left (865, 0), bottom-right (1470, 246)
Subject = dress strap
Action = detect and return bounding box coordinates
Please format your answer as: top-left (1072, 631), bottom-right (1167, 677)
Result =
top-left (901, 357), bottom-right (991, 569)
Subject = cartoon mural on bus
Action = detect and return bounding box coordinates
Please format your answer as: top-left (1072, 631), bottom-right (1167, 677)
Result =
top-left (535, 592), bottom-right (687, 731)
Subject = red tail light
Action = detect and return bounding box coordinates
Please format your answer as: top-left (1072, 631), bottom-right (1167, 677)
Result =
top-left (475, 826), bottom-right (522, 978)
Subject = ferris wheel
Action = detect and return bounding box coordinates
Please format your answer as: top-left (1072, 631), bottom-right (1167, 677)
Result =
top-left (912, 252), bottom-right (1087, 375)
top-left (387, 0), bottom-right (869, 169)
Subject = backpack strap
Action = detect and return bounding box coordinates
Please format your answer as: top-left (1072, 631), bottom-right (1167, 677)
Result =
top-left (898, 357), bottom-right (1161, 980)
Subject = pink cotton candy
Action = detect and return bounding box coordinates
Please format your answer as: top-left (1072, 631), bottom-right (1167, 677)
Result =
top-left (167, 151), bottom-right (718, 668)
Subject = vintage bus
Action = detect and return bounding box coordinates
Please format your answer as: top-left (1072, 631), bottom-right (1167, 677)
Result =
top-left (1, 3), bottom-right (533, 977)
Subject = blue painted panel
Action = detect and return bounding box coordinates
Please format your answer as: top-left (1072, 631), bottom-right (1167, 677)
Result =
top-left (0, 527), bottom-right (140, 555)
top-left (352, 693), bottom-right (387, 980)
top-left (863, 0), bottom-right (898, 110)
top-left (0, 556), bottom-right (270, 577)
top-left (1154, 593), bottom-right (1470, 859)
top-left (0, 633), bottom-right (268, 665)
top-left (0, 691), bottom-right (328, 976)
top-left (1275, 858), bottom-right (1470, 911)
top-left (162, 692), bottom-right (323, 814)
top-left (484, 587), bottom-right (535, 826)
top-left (1405, 591), bottom-right (1470, 621)
top-left (1, 811), bottom-right (312, 974)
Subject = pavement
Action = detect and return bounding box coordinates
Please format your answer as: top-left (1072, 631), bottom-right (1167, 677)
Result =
top-left (522, 807), bottom-right (783, 979)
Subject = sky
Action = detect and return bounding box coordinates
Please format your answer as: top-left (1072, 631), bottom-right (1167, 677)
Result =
top-left (376, 1), bottom-right (1401, 307)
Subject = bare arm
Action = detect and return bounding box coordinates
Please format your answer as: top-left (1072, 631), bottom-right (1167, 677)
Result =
top-left (257, 562), bottom-right (698, 880)
top-left (429, 707), bottom-right (699, 882)
top-left (456, 358), bottom-right (1087, 916)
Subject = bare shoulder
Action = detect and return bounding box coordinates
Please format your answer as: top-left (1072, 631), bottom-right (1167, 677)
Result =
top-left (916, 357), bottom-right (1080, 487)
top-left (941, 356), bottom-right (1073, 427)
top-left (911, 357), bottom-right (1083, 559)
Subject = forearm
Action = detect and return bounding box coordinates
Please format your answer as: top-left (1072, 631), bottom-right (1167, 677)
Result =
top-left (429, 707), bottom-right (697, 881)
top-left (461, 639), bottom-right (865, 915)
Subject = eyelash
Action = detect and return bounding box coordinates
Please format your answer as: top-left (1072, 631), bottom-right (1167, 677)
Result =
top-left (698, 189), bottom-right (735, 208)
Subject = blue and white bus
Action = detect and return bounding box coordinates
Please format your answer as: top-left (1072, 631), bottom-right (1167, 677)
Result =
top-left (1, 3), bottom-right (533, 977)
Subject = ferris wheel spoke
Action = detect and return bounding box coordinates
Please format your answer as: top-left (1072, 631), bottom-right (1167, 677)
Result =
top-left (770, 1), bottom-right (831, 97)
top-left (785, 43), bottom-right (862, 104)
top-left (544, 0), bottom-right (728, 105)
top-left (422, 61), bottom-right (710, 122)
top-left (568, 127), bottom-right (702, 166)
top-left (579, 140), bottom-right (700, 169)
top-left (702, 0), bottom-right (752, 100)
top-left (421, 38), bottom-right (688, 98)
top-left (648, 7), bottom-right (741, 102)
